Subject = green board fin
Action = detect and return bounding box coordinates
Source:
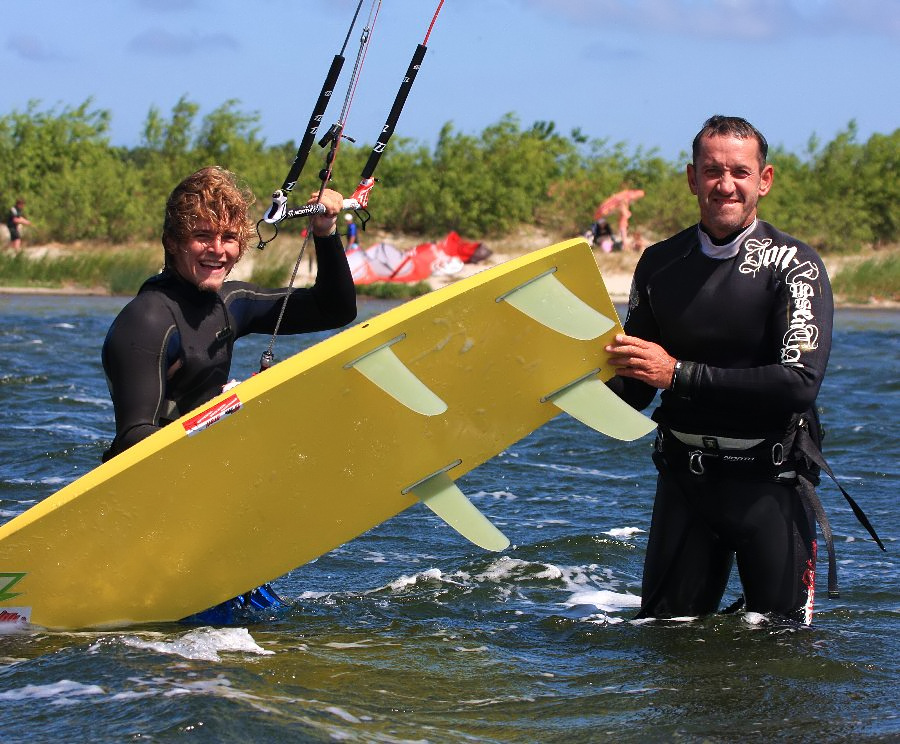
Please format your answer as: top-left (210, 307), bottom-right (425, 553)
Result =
top-left (405, 467), bottom-right (510, 552)
top-left (545, 372), bottom-right (656, 441)
top-left (347, 337), bottom-right (447, 416)
top-left (498, 269), bottom-right (616, 340)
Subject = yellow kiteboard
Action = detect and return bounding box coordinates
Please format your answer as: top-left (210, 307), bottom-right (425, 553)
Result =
top-left (0, 238), bottom-right (654, 629)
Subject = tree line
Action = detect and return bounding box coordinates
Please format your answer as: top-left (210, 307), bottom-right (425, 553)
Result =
top-left (1, 98), bottom-right (897, 252)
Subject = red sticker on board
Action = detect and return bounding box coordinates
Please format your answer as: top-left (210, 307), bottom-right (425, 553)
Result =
top-left (182, 394), bottom-right (242, 436)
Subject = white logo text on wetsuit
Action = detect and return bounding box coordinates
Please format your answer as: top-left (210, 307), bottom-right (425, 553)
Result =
top-left (739, 238), bottom-right (820, 366)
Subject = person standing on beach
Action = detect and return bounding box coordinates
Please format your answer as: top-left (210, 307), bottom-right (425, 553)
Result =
top-left (5, 198), bottom-right (32, 250)
top-left (101, 166), bottom-right (357, 620)
top-left (344, 212), bottom-right (359, 251)
top-left (604, 115), bottom-right (837, 624)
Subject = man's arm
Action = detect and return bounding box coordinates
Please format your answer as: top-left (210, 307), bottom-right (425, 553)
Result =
top-left (102, 301), bottom-right (176, 459)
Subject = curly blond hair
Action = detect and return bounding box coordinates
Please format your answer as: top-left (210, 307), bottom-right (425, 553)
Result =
top-left (162, 166), bottom-right (256, 262)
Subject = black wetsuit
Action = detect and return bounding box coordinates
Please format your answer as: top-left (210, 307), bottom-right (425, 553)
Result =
top-left (6, 206), bottom-right (23, 241)
top-left (609, 219), bottom-right (834, 622)
top-left (102, 233), bottom-right (356, 459)
top-left (101, 233), bottom-right (355, 622)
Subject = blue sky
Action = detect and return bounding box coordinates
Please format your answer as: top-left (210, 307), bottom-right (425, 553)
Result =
top-left (5, 0), bottom-right (899, 162)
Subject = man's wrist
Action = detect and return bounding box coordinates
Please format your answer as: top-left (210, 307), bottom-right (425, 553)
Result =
top-left (670, 360), bottom-right (695, 399)
top-left (669, 360), bottom-right (682, 390)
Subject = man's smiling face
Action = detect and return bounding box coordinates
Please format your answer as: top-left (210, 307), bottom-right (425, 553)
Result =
top-left (687, 134), bottom-right (774, 240)
top-left (167, 220), bottom-right (241, 292)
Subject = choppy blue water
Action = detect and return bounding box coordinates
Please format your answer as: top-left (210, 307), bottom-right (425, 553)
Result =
top-left (0, 293), bottom-right (896, 743)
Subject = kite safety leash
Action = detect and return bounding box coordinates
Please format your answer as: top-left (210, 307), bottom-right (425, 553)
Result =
top-left (258, 0), bottom-right (381, 371)
top-left (254, 0), bottom-right (374, 251)
top-left (257, 0), bottom-right (445, 371)
top-left (348, 0), bottom-right (444, 214)
top-left (257, 0), bottom-right (446, 238)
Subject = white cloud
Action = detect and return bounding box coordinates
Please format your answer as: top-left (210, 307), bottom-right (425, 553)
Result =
top-left (137, 0), bottom-right (203, 11)
top-left (6, 34), bottom-right (64, 62)
top-left (521, 0), bottom-right (900, 41)
top-left (127, 29), bottom-right (239, 56)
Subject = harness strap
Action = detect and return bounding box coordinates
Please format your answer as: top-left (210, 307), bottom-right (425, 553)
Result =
top-left (670, 430), bottom-right (764, 450)
top-left (656, 419), bottom-right (885, 603)
top-left (794, 425), bottom-right (886, 552)
top-left (796, 475), bottom-right (839, 597)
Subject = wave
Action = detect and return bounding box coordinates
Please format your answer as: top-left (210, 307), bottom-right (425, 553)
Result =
top-left (109, 627), bottom-right (274, 662)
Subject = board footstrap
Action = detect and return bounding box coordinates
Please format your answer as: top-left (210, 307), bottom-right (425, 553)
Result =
top-left (497, 269), bottom-right (616, 340)
top-left (543, 372), bottom-right (656, 441)
top-left (404, 464), bottom-right (510, 551)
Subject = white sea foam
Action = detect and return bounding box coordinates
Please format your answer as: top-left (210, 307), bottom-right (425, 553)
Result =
top-left (159, 675), bottom-right (268, 703)
top-left (47, 423), bottom-right (106, 439)
top-left (68, 394), bottom-right (111, 407)
top-left (603, 526), bottom-right (645, 539)
top-left (105, 673), bottom-right (276, 709)
top-left (326, 706), bottom-right (363, 723)
top-left (10, 422), bottom-right (103, 440)
top-left (515, 460), bottom-right (634, 480)
top-left (469, 489), bottom-right (518, 501)
top-left (0, 679), bottom-right (104, 703)
top-left (565, 589), bottom-right (641, 613)
top-left (325, 639), bottom-right (399, 649)
top-left (458, 694), bottom-right (537, 708)
top-left (473, 556), bottom-right (561, 583)
top-left (117, 627), bottom-right (274, 662)
top-left (386, 567), bottom-right (467, 591)
top-left (298, 590), bottom-right (330, 600)
top-left (5, 477), bottom-right (66, 487)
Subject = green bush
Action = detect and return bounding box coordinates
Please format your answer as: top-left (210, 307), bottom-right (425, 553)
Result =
top-left (832, 254), bottom-right (900, 303)
top-left (0, 248), bottom-right (159, 294)
top-left (1, 101), bottom-right (897, 253)
top-left (356, 282), bottom-right (431, 299)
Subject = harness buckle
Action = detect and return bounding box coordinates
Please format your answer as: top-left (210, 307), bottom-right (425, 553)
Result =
top-left (772, 442), bottom-right (785, 466)
top-left (654, 429), bottom-right (665, 454)
top-left (689, 450), bottom-right (705, 475)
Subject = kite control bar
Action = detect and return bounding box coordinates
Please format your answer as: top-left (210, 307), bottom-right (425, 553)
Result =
top-left (261, 191), bottom-right (363, 224)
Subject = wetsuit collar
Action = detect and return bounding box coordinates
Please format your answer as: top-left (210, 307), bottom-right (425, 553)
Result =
top-left (156, 266), bottom-right (218, 297)
top-left (697, 219), bottom-right (757, 259)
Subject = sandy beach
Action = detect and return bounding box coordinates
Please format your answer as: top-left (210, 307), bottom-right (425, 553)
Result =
top-left (424, 250), bottom-right (633, 302)
top-left (0, 231), bottom-right (639, 301)
top-left (1, 231), bottom-right (895, 308)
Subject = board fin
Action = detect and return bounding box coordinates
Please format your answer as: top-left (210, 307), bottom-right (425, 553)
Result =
top-left (498, 269), bottom-right (616, 340)
top-left (544, 371), bottom-right (656, 441)
top-left (404, 464), bottom-right (510, 552)
top-left (347, 337), bottom-right (447, 416)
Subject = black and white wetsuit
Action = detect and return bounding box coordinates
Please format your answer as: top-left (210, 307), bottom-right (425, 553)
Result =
top-left (102, 233), bottom-right (357, 461)
top-left (609, 219), bottom-right (834, 622)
